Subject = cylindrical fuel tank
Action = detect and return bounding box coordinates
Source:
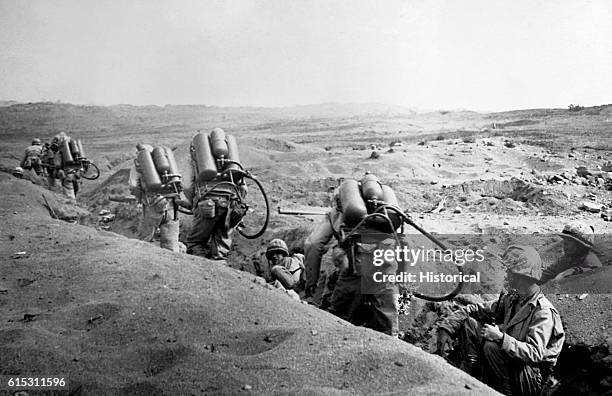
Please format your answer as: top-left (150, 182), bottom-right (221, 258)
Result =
top-left (69, 140), bottom-right (81, 159)
top-left (210, 128), bottom-right (229, 159)
top-left (76, 139), bottom-right (86, 159)
top-left (164, 147), bottom-right (181, 184)
top-left (152, 147), bottom-right (171, 174)
top-left (339, 179), bottom-right (367, 227)
top-left (367, 184), bottom-right (402, 232)
top-left (192, 133), bottom-right (218, 182)
top-left (164, 147), bottom-right (180, 176)
top-left (60, 139), bottom-right (74, 165)
top-left (137, 146), bottom-right (162, 191)
top-left (224, 134), bottom-right (241, 174)
top-left (361, 173), bottom-right (383, 202)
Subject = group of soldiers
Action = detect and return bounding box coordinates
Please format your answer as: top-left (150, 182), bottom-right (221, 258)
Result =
top-left (16, 132), bottom-right (83, 200)
top-left (266, 198), bottom-right (600, 396)
top-left (82, 128), bottom-right (604, 396)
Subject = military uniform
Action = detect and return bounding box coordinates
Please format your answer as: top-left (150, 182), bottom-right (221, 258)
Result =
top-left (304, 188), bottom-right (400, 336)
top-left (304, 206), bottom-right (343, 297)
top-left (270, 254), bottom-right (305, 290)
top-left (182, 159), bottom-right (247, 260)
top-left (440, 290), bottom-right (564, 395)
top-left (45, 133), bottom-right (78, 199)
top-left (21, 144), bottom-right (43, 174)
top-left (128, 162), bottom-right (180, 251)
top-left (539, 250), bottom-right (601, 284)
top-left (328, 229), bottom-right (399, 336)
top-left (438, 245), bottom-right (565, 396)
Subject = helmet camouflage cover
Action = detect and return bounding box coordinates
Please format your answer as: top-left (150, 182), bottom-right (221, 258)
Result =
top-left (266, 238), bottom-right (289, 259)
top-left (503, 245), bottom-right (542, 280)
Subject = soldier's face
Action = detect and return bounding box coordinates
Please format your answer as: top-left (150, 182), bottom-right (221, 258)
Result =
top-left (506, 272), bottom-right (534, 294)
top-left (268, 252), bottom-right (284, 266)
top-left (562, 238), bottom-right (583, 256)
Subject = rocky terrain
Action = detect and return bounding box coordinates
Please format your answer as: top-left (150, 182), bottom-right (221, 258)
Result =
top-left (1, 102), bottom-right (611, 394)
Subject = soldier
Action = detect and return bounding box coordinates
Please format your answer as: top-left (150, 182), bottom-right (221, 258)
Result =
top-left (20, 138), bottom-right (43, 175)
top-left (183, 128), bottom-right (248, 260)
top-left (42, 132), bottom-right (78, 200)
top-left (538, 223), bottom-right (601, 284)
top-left (436, 245), bottom-right (565, 396)
top-left (128, 144), bottom-right (183, 252)
top-left (41, 142), bottom-right (59, 180)
top-left (266, 239), bottom-right (305, 290)
top-left (12, 166), bottom-right (24, 179)
top-left (303, 194), bottom-right (343, 301)
top-left (304, 173), bottom-right (402, 336)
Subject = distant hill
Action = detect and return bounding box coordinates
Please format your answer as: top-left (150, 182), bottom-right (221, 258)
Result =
top-left (0, 100), bottom-right (21, 107)
top-left (279, 102), bottom-right (418, 117)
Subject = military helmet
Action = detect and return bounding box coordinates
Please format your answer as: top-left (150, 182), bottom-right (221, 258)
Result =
top-left (12, 166), bottom-right (24, 177)
top-left (559, 223), bottom-right (594, 248)
top-left (32, 138), bottom-right (42, 145)
top-left (266, 239), bottom-right (289, 259)
top-left (503, 245), bottom-right (542, 281)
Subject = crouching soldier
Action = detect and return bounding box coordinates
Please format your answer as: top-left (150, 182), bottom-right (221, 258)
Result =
top-left (20, 138), bottom-right (43, 175)
top-left (183, 128), bottom-right (248, 260)
top-left (129, 143), bottom-right (185, 252)
top-left (436, 245), bottom-right (565, 396)
top-left (304, 172), bottom-right (403, 336)
top-left (538, 223), bottom-right (601, 285)
top-left (266, 239), bottom-right (305, 290)
top-left (12, 166), bottom-right (24, 179)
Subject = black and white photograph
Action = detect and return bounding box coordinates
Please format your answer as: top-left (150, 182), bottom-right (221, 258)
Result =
top-left (1, 1), bottom-right (611, 395)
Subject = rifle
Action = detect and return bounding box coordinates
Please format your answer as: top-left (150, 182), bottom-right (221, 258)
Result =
top-left (108, 194), bottom-right (138, 203)
top-left (277, 207), bottom-right (328, 216)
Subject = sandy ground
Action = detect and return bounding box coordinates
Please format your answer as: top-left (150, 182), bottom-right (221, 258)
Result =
top-left (0, 173), bottom-right (496, 395)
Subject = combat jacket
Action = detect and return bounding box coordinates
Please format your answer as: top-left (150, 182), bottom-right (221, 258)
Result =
top-left (439, 289), bottom-right (565, 366)
top-left (303, 207), bottom-right (344, 292)
top-left (21, 144), bottom-right (42, 166)
top-left (278, 254), bottom-right (305, 276)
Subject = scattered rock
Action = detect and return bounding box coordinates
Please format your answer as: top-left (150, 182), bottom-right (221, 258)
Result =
top-left (21, 313), bottom-right (38, 322)
top-left (11, 251), bottom-right (28, 259)
top-left (17, 278), bottom-right (36, 287)
top-left (577, 293), bottom-right (588, 300)
top-left (580, 202), bottom-right (602, 213)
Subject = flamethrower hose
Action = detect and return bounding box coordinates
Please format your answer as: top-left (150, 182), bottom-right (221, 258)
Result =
top-left (346, 204), bottom-right (464, 302)
top-left (80, 160), bottom-right (100, 180)
top-left (202, 167), bottom-right (270, 240)
top-left (236, 172), bottom-right (270, 239)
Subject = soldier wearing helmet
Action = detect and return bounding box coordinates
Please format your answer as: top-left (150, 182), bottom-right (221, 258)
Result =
top-left (538, 223), bottom-right (601, 284)
top-left (437, 245), bottom-right (565, 396)
top-left (12, 166), bottom-right (24, 179)
top-left (128, 143), bottom-right (185, 252)
top-left (303, 172), bottom-right (403, 337)
top-left (20, 138), bottom-right (44, 175)
top-left (265, 239), bottom-right (305, 290)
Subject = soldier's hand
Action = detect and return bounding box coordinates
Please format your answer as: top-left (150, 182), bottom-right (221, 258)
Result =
top-left (481, 324), bottom-right (503, 342)
top-left (436, 328), bottom-right (453, 355)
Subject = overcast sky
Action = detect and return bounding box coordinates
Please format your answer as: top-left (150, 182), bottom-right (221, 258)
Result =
top-left (1, 0), bottom-right (611, 111)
